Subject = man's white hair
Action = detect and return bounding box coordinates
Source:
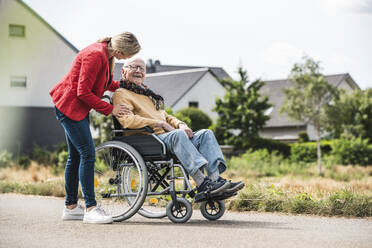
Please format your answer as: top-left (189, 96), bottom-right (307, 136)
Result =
top-left (123, 57), bottom-right (145, 67)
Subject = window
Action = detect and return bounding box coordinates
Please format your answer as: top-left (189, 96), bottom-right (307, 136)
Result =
top-left (189, 101), bottom-right (199, 108)
top-left (9, 24), bottom-right (25, 37)
top-left (10, 76), bottom-right (27, 88)
top-left (264, 106), bottom-right (274, 116)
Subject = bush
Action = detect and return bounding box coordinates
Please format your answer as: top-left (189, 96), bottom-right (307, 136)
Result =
top-left (176, 107), bottom-right (212, 131)
top-left (57, 150), bottom-right (68, 168)
top-left (0, 150), bottom-right (13, 168)
top-left (32, 145), bottom-right (52, 166)
top-left (291, 143), bottom-right (317, 163)
top-left (247, 137), bottom-right (291, 158)
top-left (54, 142), bottom-right (68, 154)
top-left (228, 149), bottom-right (309, 177)
top-left (165, 107), bottom-right (191, 127)
top-left (290, 141), bottom-right (333, 163)
top-left (298, 131), bottom-right (309, 142)
top-left (17, 155), bottom-right (31, 169)
top-left (331, 138), bottom-right (372, 166)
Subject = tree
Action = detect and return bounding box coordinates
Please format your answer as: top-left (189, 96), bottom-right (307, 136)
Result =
top-left (176, 107), bottom-right (212, 131)
top-left (213, 68), bottom-right (271, 150)
top-left (325, 89), bottom-right (372, 142)
top-left (280, 56), bottom-right (338, 175)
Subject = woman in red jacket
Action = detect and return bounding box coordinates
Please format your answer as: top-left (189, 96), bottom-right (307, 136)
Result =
top-left (50, 32), bottom-right (141, 224)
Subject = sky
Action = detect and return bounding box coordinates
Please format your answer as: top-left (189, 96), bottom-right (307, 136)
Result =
top-left (23, 0), bottom-right (372, 89)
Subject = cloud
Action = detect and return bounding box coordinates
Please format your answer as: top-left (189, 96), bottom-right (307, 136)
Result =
top-left (322, 0), bottom-right (372, 14)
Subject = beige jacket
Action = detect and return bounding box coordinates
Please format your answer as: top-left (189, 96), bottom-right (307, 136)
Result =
top-left (112, 88), bottom-right (183, 135)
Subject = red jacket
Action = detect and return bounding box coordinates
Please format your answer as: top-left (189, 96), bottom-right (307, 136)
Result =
top-left (50, 42), bottom-right (119, 121)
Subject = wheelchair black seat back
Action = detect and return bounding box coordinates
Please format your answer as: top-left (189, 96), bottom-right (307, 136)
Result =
top-left (93, 95), bottom-right (228, 223)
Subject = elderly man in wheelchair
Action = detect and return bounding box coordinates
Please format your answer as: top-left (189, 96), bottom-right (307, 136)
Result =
top-left (94, 58), bottom-right (244, 223)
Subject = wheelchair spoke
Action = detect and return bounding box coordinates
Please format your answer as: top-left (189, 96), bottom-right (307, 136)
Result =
top-left (172, 204), bottom-right (187, 218)
top-left (94, 141), bottom-right (148, 221)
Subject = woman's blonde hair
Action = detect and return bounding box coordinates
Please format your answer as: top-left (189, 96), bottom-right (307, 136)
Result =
top-left (97, 32), bottom-right (141, 75)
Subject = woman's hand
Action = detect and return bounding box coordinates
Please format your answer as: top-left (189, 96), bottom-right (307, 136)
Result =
top-left (112, 104), bottom-right (130, 118)
top-left (156, 122), bottom-right (175, 132)
top-left (179, 123), bottom-right (193, 138)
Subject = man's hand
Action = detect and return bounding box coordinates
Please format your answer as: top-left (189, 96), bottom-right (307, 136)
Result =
top-left (112, 104), bottom-right (130, 118)
top-left (156, 122), bottom-right (175, 132)
top-left (179, 123), bottom-right (193, 138)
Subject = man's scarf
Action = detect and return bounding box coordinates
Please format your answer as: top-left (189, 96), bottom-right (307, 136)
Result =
top-left (119, 79), bottom-right (164, 110)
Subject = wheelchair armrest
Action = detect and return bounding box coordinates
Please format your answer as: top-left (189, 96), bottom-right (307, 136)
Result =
top-left (123, 126), bottom-right (154, 134)
top-left (111, 126), bottom-right (154, 136)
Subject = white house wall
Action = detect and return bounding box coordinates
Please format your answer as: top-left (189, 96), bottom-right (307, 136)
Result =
top-left (337, 79), bottom-right (353, 91)
top-left (0, 0), bottom-right (77, 107)
top-left (172, 72), bottom-right (226, 121)
top-left (260, 126), bottom-right (307, 141)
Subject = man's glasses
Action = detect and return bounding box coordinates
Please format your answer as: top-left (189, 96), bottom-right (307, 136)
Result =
top-left (125, 65), bottom-right (145, 72)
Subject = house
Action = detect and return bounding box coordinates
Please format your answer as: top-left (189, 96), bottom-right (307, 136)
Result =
top-left (145, 59), bottom-right (231, 81)
top-left (113, 61), bottom-right (231, 120)
top-left (0, 0), bottom-right (78, 153)
top-left (259, 73), bottom-right (360, 142)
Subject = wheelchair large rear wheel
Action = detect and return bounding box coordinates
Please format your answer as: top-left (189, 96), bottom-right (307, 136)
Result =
top-left (94, 141), bottom-right (148, 222)
top-left (123, 167), bottom-right (167, 219)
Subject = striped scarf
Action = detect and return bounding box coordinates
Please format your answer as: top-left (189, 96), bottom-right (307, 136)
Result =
top-left (119, 79), bottom-right (164, 110)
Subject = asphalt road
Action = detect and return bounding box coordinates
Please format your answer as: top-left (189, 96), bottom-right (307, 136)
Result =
top-left (0, 194), bottom-right (371, 248)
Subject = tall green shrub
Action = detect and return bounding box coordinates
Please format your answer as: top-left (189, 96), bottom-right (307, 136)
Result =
top-left (291, 141), bottom-right (333, 163)
top-left (298, 131), bottom-right (309, 142)
top-left (17, 155), bottom-right (31, 169)
top-left (0, 150), bottom-right (13, 168)
top-left (331, 138), bottom-right (372, 166)
top-left (176, 107), bottom-right (212, 131)
top-left (325, 89), bottom-right (372, 142)
top-left (32, 145), bottom-right (52, 165)
top-left (247, 137), bottom-right (290, 158)
top-left (165, 107), bottom-right (191, 127)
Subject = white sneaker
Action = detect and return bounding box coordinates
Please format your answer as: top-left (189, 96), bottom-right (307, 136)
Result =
top-left (62, 204), bottom-right (84, 221)
top-left (83, 206), bottom-right (113, 224)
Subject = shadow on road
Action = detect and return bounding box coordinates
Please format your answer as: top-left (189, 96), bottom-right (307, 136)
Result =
top-left (121, 219), bottom-right (298, 230)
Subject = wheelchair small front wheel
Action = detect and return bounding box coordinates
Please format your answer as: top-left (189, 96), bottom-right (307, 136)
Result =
top-left (200, 200), bottom-right (225, 221)
top-left (166, 198), bottom-right (192, 223)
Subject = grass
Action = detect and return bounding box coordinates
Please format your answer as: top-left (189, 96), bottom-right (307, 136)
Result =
top-left (0, 154), bottom-right (371, 218)
top-left (0, 179), bottom-right (66, 197)
top-left (227, 184), bottom-right (372, 217)
top-left (0, 162), bottom-right (73, 198)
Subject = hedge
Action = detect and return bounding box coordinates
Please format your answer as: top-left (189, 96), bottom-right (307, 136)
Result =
top-left (246, 137), bottom-right (291, 158)
top-left (290, 141), bottom-right (332, 163)
top-left (331, 138), bottom-right (372, 166)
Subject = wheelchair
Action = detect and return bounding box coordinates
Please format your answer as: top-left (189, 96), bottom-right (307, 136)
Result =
top-left (93, 97), bottom-right (232, 223)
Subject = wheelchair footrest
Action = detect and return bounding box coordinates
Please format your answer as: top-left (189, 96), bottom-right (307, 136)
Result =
top-left (212, 191), bottom-right (238, 201)
top-left (194, 191), bottom-right (238, 203)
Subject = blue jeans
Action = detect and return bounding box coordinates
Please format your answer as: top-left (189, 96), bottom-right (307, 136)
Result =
top-left (158, 129), bottom-right (226, 176)
top-left (55, 107), bottom-right (96, 208)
